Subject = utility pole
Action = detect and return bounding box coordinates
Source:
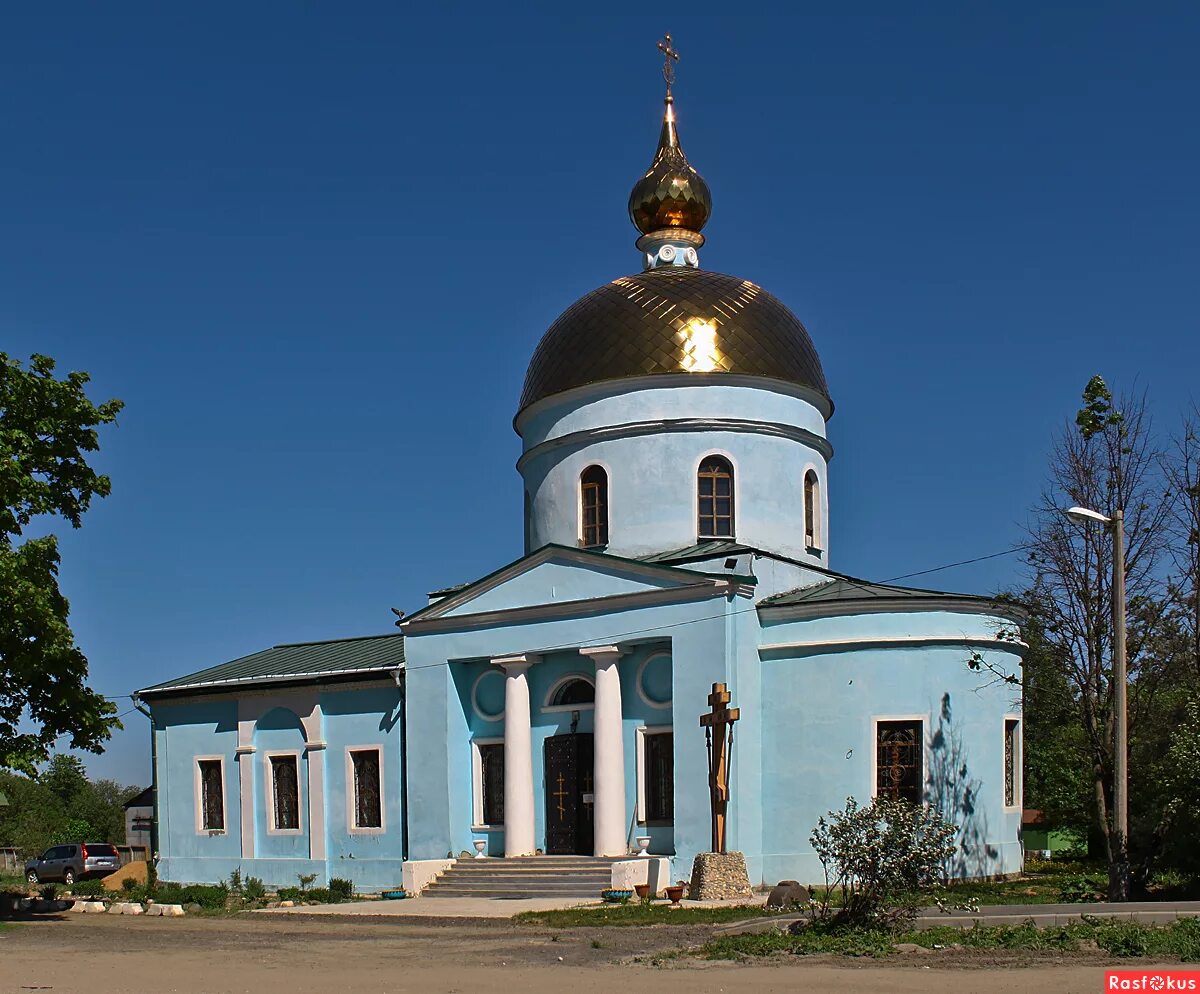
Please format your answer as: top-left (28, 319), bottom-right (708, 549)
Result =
top-left (1111, 507), bottom-right (1129, 901)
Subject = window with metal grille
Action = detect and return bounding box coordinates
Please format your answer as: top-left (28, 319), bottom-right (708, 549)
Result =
top-left (876, 720), bottom-right (922, 803)
top-left (270, 755), bottom-right (300, 830)
top-left (580, 465), bottom-right (609, 547)
top-left (804, 470), bottom-right (820, 549)
top-left (198, 760), bottom-right (224, 831)
top-left (1004, 719), bottom-right (1020, 808)
top-left (644, 731), bottom-right (674, 823)
top-left (698, 456), bottom-right (734, 539)
top-left (551, 677), bottom-right (595, 707)
top-left (480, 743), bottom-right (504, 826)
top-left (351, 749), bottom-right (382, 829)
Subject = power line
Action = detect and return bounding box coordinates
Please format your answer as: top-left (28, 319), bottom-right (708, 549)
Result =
top-left (878, 545), bottom-right (1031, 584)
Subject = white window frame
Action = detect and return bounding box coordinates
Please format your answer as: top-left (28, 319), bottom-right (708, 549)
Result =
top-left (635, 725), bottom-right (674, 825)
top-left (345, 745), bottom-right (386, 835)
top-left (1002, 715), bottom-right (1022, 812)
top-left (471, 737), bottom-right (505, 830)
top-left (194, 755), bottom-right (227, 835)
top-left (869, 714), bottom-right (928, 803)
top-left (263, 750), bottom-right (304, 835)
top-left (542, 673), bottom-right (596, 714)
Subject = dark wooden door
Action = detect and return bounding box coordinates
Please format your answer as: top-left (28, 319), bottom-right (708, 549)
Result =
top-left (544, 733), bottom-right (594, 855)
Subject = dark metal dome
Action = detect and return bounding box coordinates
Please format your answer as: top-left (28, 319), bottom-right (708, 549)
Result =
top-left (518, 267), bottom-right (830, 414)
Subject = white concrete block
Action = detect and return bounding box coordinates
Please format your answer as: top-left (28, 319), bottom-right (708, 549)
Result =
top-left (401, 858), bottom-right (455, 896)
top-left (611, 857), bottom-right (672, 895)
top-left (107, 901), bottom-right (144, 915)
top-left (144, 903), bottom-right (185, 917)
top-left (72, 901), bottom-right (107, 913)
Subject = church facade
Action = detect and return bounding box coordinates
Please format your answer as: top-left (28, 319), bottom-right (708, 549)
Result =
top-left (138, 69), bottom-right (1025, 892)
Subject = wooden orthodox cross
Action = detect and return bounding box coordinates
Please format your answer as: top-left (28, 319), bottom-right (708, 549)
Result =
top-left (699, 682), bottom-right (739, 854)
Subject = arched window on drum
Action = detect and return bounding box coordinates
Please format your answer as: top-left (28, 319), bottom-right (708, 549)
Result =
top-left (804, 470), bottom-right (820, 550)
top-left (580, 465), bottom-right (609, 548)
top-left (697, 456), bottom-right (734, 539)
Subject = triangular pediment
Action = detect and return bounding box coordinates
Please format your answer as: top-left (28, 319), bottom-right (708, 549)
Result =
top-left (406, 545), bottom-right (737, 624)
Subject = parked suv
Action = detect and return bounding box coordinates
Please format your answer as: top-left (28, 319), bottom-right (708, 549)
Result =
top-left (24, 843), bottom-right (120, 885)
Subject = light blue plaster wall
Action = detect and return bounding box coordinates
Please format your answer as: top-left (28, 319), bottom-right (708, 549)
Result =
top-left (757, 615), bottom-right (1024, 885)
top-left (321, 684), bottom-right (405, 887)
top-left (440, 558), bottom-right (685, 618)
top-left (152, 682), bottom-right (407, 889)
top-left (516, 381), bottom-right (831, 563)
top-left (253, 708), bottom-right (309, 860)
top-left (152, 698), bottom-right (240, 883)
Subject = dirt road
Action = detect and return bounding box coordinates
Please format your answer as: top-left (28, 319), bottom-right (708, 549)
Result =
top-left (0, 912), bottom-right (1145, 994)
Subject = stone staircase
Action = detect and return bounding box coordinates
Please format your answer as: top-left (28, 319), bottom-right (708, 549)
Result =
top-left (420, 855), bottom-right (624, 900)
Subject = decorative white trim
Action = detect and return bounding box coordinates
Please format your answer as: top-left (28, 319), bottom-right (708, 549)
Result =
top-left (1002, 715), bottom-right (1022, 812)
top-left (263, 750), bottom-right (304, 836)
top-left (471, 669), bottom-right (505, 722)
top-left (235, 745), bottom-right (256, 755)
top-left (541, 672), bottom-right (596, 713)
top-left (193, 755), bottom-right (228, 836)
top-left (869, 714), bottom-right (929, 802)
top-left (470, 737), bottom-right (505, 830)
top-left (759, 634), bottom-right (1029, 655)
top-left (635, 652), bottom-right (673, 710)
top-left (577, 461), bottom-right (612, 549)
top-left (304, 740), bottom-right (327, 751)
top-left (512, 373), bottom-right (835, 437)
top-left (344, 745), bottom-right (387, 835)
top-left (694, 449), bottom-right (740, 543)
top-left (635, 725), bottom-right (673, 825)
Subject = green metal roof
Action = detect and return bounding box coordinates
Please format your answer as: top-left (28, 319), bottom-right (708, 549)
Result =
top-left (639, 541), bottom-right (754, 564)
top-left (139, 632), bottom-right (404, 697)
top-left (759, 576), bottom-right (998, 608)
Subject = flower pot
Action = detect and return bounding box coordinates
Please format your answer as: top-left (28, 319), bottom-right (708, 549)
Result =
top-left (473, 840), bottom-right (488, 859)
top-left (600, 888), bottom-right (632, 904)
top-left (634, 883), bottom-right (651, 900)
top-left (665, 885), bottom-right (685, 906)
top-left (635, 836), bottom-right (651, 856)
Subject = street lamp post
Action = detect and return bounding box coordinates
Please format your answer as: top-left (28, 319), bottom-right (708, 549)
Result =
top-left (1065, 505), bottom-right (1129, 901)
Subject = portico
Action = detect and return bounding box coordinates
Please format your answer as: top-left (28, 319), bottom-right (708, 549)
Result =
top-left (492, 646), bottom-right (628, 857)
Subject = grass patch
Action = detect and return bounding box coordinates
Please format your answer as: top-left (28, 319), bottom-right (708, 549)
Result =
top-left (514, 903), bottom-right (779, 928)
top-left (702, 916), bottom-right (1200, 960)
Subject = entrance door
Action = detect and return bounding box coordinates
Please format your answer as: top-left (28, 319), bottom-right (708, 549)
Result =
top-left (544, 733), bottom-right (594, 855)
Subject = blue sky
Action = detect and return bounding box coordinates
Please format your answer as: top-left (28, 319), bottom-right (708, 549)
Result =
top-left (3, 5), bottom-right (1197, 785)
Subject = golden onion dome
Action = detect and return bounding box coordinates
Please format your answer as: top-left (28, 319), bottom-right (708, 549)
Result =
top-left (628, 95), bottom-right (712, 235)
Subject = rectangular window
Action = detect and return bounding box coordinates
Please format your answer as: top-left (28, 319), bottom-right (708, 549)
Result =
top-left (1004, 719), bottom-right (1020, 808)
top-left (480, 743), bottom-right (504, 827)
top-left (351, 749), bottom-right (382, 829)
top-left (643, 731), bottom-right (674, 823)
top-left (198, 760), bottom-right (224, 831)
top-left (876, 720), bottom-right (922, 804)
top-left (270, 755), bottom-right (300, 831)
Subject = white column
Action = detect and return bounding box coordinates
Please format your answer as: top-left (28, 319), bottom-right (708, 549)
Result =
top-left (305, 743), bottom-right (327, 861)
top-left (235, 714), bottom-right (256, 859)
top-left (494, 654), bottom-right (538, 857)
top-left (581, 646), bottom-right (627, 857)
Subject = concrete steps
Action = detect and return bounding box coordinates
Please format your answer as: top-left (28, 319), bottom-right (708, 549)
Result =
top-left (421, 856), bottom-right (623, 900)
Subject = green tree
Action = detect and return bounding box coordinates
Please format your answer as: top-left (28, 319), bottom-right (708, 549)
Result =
top-left (0, 352), bottom-right (123, 772)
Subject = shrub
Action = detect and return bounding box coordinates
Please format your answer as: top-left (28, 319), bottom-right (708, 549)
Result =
top-left (277, 887), bottom-right (303, 903)
top-left (296, 873), bottom-right (317, 894)
top-left (1059, 875), bottom-right (1104, 903)
top-left (39, 884), bottom-right (59, 900)
top-left (243, 877), bottom-right (266, 902)
top-left (328, 877), bottom-right (353, 902)
top-left (305, 888), bottom-right (332, 904)
top-left (121, 877), bottom-right (139, 894)
top-left (809, 796), bottom-right (959, 926)
top-left (71, 879), bottom-right (106, 898)
top-left (227, 868), bottom-right (243, 895)
top-left (153, 882), bottom-right (228, 910)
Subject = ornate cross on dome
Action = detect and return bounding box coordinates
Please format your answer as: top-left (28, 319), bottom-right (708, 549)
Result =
top-left (657, 33), bottom-right (679, 95)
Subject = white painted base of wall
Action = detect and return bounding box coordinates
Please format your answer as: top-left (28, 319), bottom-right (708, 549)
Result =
top-left (401, 858), bottom-right (455, 896)
top-left (611, 857), bottom-right (672, 895)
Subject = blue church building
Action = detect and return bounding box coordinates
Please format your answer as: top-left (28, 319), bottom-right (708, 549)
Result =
top-left (138, 68), bottom-right (1025, 893)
